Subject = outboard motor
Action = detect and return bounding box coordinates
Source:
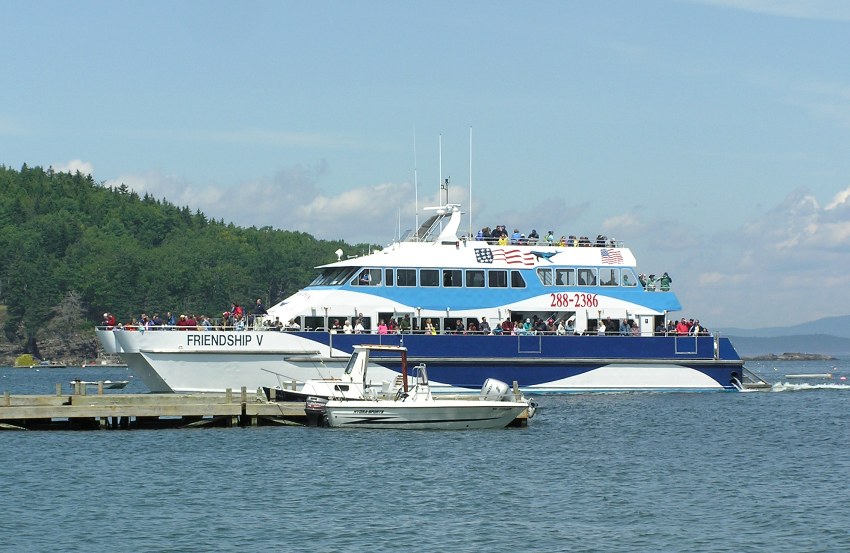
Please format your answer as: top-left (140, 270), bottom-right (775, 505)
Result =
top-left (304, 396), bottom-right (329, 427)
top-left (479, 378), bottom-right (510, 401)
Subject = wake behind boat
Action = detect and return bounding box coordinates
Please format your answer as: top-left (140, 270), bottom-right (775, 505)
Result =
top-left (96, 202), bottom-right (748, 394)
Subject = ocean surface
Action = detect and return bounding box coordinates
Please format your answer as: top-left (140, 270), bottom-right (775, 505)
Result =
top-left (2, 360), bottom-right (850, 553)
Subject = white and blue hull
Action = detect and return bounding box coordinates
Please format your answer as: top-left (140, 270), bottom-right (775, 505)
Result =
top-left (97, 328), bottom-right (743, 393)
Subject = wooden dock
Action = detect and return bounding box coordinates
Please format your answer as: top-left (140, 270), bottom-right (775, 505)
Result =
top-left (0, 385), bottom-right (308, 430)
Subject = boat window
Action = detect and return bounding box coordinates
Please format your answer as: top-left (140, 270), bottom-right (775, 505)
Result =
top-left (556, 268), bottom-right (575, 286)
top-left (488, 269), bottom-right (508, 288)
top-left (511, 270), bottom-right (526, 288)
top-left (343, 352), bottom-right (360, 375)
top-left (397, 268), bottom-right (417, 286)
top-left (621, 268), bottom-right (637, 287)
top-left (384, 268), bottom-right (394, 287)
top-left (600, 268), bottom-right (618, 286)
top-left (420, 269), bottom-right (439, 287)
top-left (466, 269), bottom-right (485, 288)
top-left (444, 317), bottom-right (464, 333)
top-left (577, 268), bottom-right (597, 286)
top-left (536, 268), bottom-right (553, 286)
top-left (312, 267), bottom-right (357, 286)
top-left (331, 268), bottom-right (358, 286)
top-left (443, 269), bottom-right (462, 287)
top-left (353, 268), bottom-right (382, 286)
top-left (304, 316), bottom-right (324, 331)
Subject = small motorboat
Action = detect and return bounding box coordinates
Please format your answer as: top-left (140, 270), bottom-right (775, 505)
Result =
top-left (70, 379), bottom-right (130, 390)
top-left (317, 344), bottom-right (536, 429)
top-left (30, 360), bottom-right (66, 369)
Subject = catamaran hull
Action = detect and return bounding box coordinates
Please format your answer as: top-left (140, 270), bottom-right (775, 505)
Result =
top-left (97, 329), bottom-right (744, 393)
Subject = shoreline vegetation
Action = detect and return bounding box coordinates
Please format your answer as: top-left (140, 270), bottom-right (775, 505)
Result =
top-left (742, 352), bottom-right (837, 361)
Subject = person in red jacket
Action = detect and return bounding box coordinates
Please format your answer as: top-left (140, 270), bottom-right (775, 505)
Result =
top-left (102, 312), bottom-right (117, 329)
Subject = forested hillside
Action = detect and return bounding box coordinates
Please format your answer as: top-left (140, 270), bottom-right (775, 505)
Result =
top-left (0, 164), bottom-right (371, 360)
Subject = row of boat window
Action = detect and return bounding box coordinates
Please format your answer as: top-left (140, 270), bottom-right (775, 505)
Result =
top-left (310, 266), bottom-right (641, 289)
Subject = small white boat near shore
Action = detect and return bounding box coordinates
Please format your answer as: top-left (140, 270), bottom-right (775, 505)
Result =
top-left (70, 379), bottom-right (130, 390)
top-left (316, 344), bottom-right (536, 429)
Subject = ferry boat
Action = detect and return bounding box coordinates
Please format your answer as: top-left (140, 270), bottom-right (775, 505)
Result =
top-left (95, 203), bottom-right (745, 394)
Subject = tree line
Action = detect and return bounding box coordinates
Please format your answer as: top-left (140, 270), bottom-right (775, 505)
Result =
top-left (0, 164), bottom-right (372, 346)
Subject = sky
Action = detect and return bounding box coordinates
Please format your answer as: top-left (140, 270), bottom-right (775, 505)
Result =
top-left (2, 0), bottom-right (850, 328)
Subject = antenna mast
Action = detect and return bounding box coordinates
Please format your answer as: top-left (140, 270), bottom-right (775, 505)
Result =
top-left (468, 126), bottom-right (473, 238)
top-left (413, 127), bottom-right (419, 237)
top-left (438, 134), bottom-right (442, 206)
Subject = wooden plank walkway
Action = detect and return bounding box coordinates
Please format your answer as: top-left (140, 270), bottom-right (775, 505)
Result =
top-left (0, 386), bottom-right (308, 430)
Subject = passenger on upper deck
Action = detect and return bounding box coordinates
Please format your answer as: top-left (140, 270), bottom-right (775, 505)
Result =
top-left (659, 272), bottom-right (672, 291)
top-left (102, 312), bottom-right (117, 329)
top-left (491, 226), bottom-right (503, 244)
top-left (510, 229), bottom-right (522, 245)
top-left (501, 318), bottom-right (512, 334)
top-left (479, 317), bottom-right (491, 334)
top-left (377, 319), bottom-right (388, 335)
top-left (498, 233), bottom-right (509, 246)
top-left (342, 319), bottom-right (353, 334)
top-left (527, 229), bottom-right (539, 245)
top-left (545, 231), bottom-right (555, 245)
top-left (424, 318), bottom-right (436, 335)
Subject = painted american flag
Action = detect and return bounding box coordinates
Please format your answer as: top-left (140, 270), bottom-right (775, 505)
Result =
top-left (600, 248), bottom-right (624, 264)
top-left (474, 248), bottom-right (536, 266)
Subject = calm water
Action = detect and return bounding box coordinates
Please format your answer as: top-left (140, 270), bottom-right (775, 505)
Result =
top-left (2, 361), bottom-right (850, 552)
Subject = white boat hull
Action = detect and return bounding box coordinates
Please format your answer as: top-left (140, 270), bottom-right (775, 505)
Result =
top-left (324, 399), bottom-right (528, 429)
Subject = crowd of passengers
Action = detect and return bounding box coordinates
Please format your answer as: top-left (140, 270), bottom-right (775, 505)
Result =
top-left (102, 301), bottom-right (709, 337)
top-left (100, 299), bottom-right (271, 331)
top-left (475, 226), bottom-right (616, 248)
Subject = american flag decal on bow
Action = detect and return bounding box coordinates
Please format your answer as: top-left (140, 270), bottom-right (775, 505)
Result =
top-left (601, 248), bottom-right (624, 264)
top-left (475, 248), bottom-right (536, 266)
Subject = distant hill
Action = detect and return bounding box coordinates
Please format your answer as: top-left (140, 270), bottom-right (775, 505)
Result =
top-left (717, 314), bottom-right (850, 339)
top-left (726, 334), bottom-right (850, 357)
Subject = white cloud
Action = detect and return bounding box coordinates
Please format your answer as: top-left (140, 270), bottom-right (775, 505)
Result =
top-left (688, 0), bottom-right (850, 21)
top-left (53, 159), bottom-right (94, 175)
top-left (103, 164), bottom-right (449, 245)
top-left (680, 185), bottom-right (850, 327)
top-left (825, 185), bottom-right (850, 211)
